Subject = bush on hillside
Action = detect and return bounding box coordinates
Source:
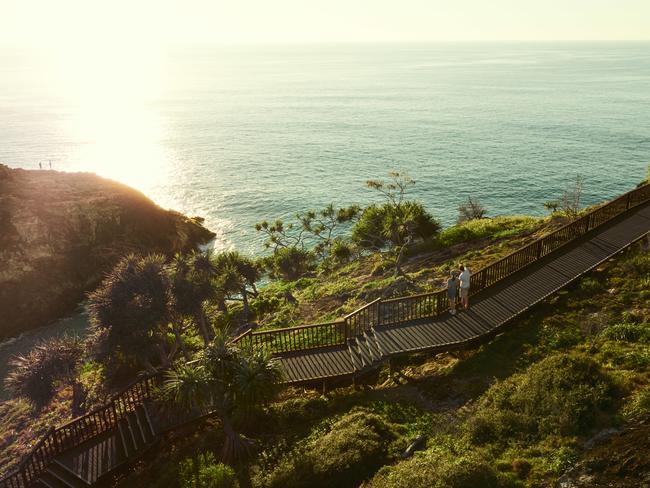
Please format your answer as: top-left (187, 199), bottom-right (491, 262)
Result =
top-left (178, 452), bottom-right (238, 488)
top-left (254, 409), bottom-right (400, 488)
top-left (602, 322), bottom-right (650, 343)
top-left (362, 449), bottom-right (518, 488)
top-left (465, 354), bottom-right (618, 445)
top-left (437, 216), bottom-right (538, 248)
top-left (352, 201), bottom-right (440, 250)
top-left (260, 247), bottom-right (316, 281)
top-left (457, 197), bottom-right (487, 223)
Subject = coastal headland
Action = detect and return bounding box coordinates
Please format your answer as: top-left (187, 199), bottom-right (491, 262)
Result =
top-left (0, 165), bottom-right (215, 339)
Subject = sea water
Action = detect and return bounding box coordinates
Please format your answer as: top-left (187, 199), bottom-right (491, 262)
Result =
top-left (1, 42), bottom-right (649, 256)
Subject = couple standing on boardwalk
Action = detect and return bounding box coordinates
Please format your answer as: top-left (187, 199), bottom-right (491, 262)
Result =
top-left (447, 265), bottom-right (470, 315)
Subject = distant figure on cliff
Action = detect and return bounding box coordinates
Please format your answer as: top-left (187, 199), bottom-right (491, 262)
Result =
top-left (447, 271), bottom-right (458, 315)
top-left (459, 264), bottom-right (471, 310)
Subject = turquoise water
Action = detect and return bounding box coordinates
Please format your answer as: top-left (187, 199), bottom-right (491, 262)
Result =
top-left (1, 43), bottom-right (649, 255)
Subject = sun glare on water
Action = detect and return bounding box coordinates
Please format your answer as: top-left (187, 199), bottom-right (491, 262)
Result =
top-left (48, 29), bottom-right (169, 196)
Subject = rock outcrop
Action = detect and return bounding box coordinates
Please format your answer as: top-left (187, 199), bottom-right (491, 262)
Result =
top-left (0, 165), bottom-right (215, 338)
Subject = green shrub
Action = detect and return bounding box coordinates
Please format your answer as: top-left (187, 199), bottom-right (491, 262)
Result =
top-left (250, 294), bottom-right (282, 317)
top-left (465, 354), bottom-right (618, 444)
top-left (539, 316), bottom-right (583, 350)
top-left (352, 201), bottom-right (440, 250)
top-left (261, 247), bottom-right (316, 281)
top-left (362, 450), bottom-right (517, 488)
top-left (437, 216), bottom-right (539, 248)
top-left (577, 277), bottom-right (603, 295)
top-left (598, 343), bottom-right (650, 371)
top-left (547, 445), bottom-right (578, 475)
top-left (618, 252), bottom-right (650, 276)
top-left (624, 385), bottom-right (650, 418)
top-left (254, 409), bottom-right (399, 488)
top-left (602, 322), bottom-right (650, 343)
top-left (179, 452), bottom-right (238, 488)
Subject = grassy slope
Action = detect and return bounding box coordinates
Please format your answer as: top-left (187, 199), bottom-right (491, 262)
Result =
top-left (115, 231), bottom-right (649, 487)
top-left (251, 215), bottom-right (551, 329)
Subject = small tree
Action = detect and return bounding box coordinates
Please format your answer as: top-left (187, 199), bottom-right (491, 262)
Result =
top-left (212, 251), bottom-right (261, 322)
top-left (5, 336), bottom-right (85, 413)
top-left (457, 197), bottom-right (487, 223)
top-left (88, 254), bottom-right (177, 372)
top-left (297, 204), bottom-right (360, 260)
top-left (170, 251), bottom-right (222, 347)
top-left (543, 200), bottom-right (560, 214)
top-left (559, 174), bottom-right (584, 219)
top-left (255, 204), bottom-right (359, 279)
top-left (260, 246), bottom-right (316, 281)
top-left (352, 172), bottom-right (440, 276)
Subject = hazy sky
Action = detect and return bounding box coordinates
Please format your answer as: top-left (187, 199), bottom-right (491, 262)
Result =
top-left (2, 0), bottom-right (649, 48)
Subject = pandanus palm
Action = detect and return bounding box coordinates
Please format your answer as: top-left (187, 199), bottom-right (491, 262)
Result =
top-left (212, 251), bottom-right (260, 323)
top-left (5, 336), bottom-right (85, 414)
top-left (169, 251), bottom-right (219, 347)
top-left (162, 330), bottom-right (282, 463)
top-left (88, 254), bottom-right (176, 370)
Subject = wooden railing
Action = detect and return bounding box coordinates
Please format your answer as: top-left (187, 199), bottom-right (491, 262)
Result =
top-left (0, 374), bottom-right (161, 488)
top-left (232, 321), bottom-right (346, 355)
top-left (231, 182), bottom-right (650, 355)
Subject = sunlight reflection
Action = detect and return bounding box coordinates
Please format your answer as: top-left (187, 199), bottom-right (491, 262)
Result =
top-left (51, 40), bottom-right (168, 194)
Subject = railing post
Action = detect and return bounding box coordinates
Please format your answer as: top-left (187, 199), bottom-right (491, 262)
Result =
top-left (50, 427), bottom-right (60, 456)
top-left (375, 299), bottom-right (382, 327)
top-left (626, 192), bottom-right (632, 210)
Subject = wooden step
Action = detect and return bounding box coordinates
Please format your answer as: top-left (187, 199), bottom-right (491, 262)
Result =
top-left (135, 404), bottom-right (156, 443)
top-left (117, 418), bottom-right (136, 458)
top-left (125, 410), bottom-right (145, 451)
top-left (39, 460), bottom-right (88, 488)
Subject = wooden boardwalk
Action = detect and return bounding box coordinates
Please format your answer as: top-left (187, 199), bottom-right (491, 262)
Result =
top-left (277, 202), bottom-right (650, 385)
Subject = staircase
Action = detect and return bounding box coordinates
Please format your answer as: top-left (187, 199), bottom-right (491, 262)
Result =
top-left (347, 328), bottom-right (385, 376)
top-left (118, 405), bottom-right (157, 460)
top-left (35, 405), bottom-right (157, 488)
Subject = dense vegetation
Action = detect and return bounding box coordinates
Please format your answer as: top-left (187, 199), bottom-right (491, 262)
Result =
top-left (115, 238), bottom-right (649, 487)
top-left (1, 170), bottom-right (648, 487)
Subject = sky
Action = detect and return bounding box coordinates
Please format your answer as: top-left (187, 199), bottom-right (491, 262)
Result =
top-left (1, 0), bottom-right (649, 48)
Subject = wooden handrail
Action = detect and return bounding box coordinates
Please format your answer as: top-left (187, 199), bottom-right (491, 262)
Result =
top-left (230, 182), bottom-right (650, 353)
top-left (0, 373), bottom-right (162, 487)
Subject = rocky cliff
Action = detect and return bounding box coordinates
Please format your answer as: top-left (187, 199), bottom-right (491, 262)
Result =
top-left (0, 165), bottom-right (215, 338)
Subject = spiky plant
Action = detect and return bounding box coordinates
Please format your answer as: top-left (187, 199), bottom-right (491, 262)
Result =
top-left (5, 336), bottom-right (85, 412)
top-left (169, 251), bottom-right (222, 346)
top-left (88, 253), bottom-right (175, 371)
top-left (212, 251), bottom-right (261, 322)
top-left (162, 330), bottom-right (282, 463)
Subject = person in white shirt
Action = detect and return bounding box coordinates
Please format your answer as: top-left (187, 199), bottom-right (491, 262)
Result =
top-left (458, 265), bottom-right (471, 310)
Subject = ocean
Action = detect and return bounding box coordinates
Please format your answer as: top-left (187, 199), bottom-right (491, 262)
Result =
top-left (1, 42), bottom-right (649, 256)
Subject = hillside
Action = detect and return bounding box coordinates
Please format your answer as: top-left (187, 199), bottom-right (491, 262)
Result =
top-left (117, 234), bottom-right (650, 488)
top-left (0, 165), bottom-right (215, 338)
